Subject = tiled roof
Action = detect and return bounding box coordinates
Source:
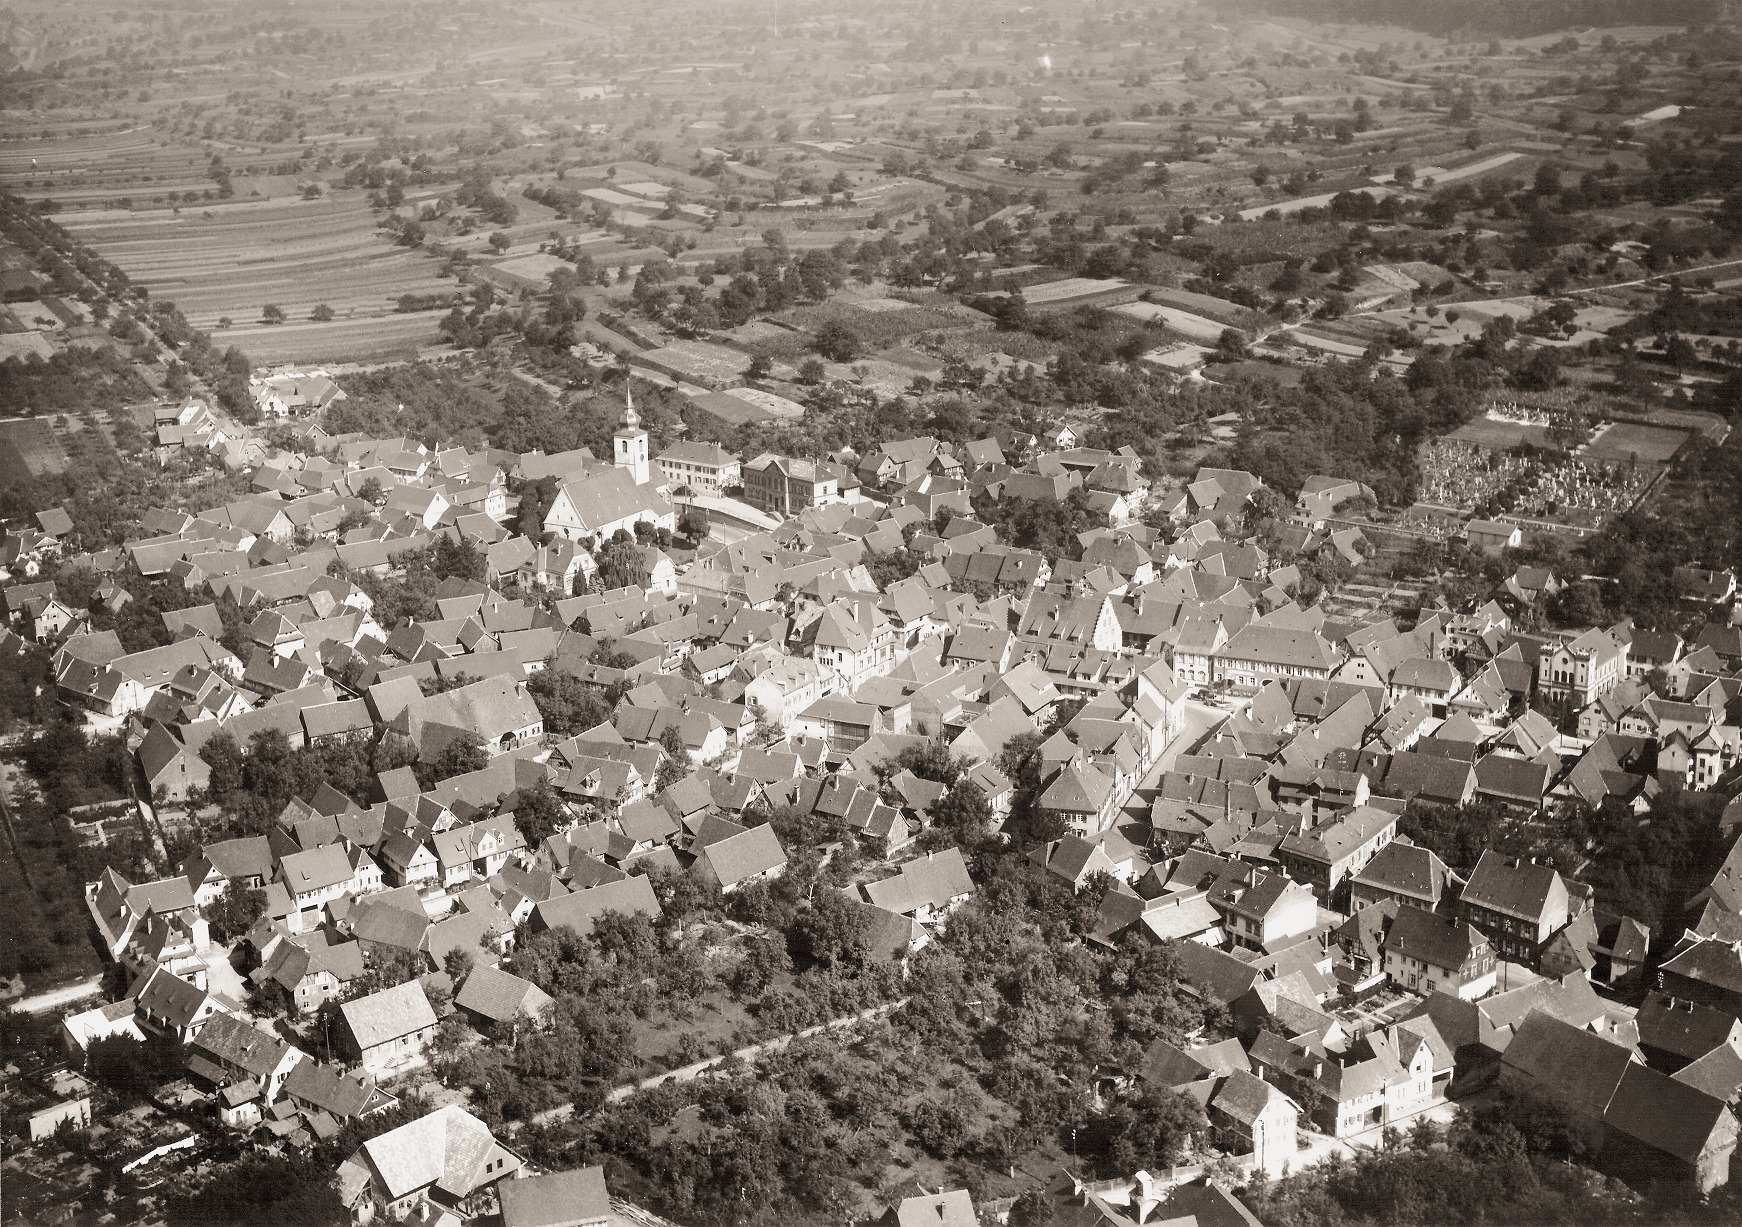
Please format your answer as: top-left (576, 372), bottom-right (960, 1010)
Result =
top-left (354, 1104), bottom-right (518, 1202)
top-left (1500, 1011), bottom-right (1638, 1119)
top-left (1383, 905), bottom-right (1483, 972)
top-left (190, 1013), bottom-right (295, 1080)
top-left (1460, 850), bottom-right (1564, 923)
top-left (698, 824), bottom-right (787, 888)
top-left (341, 980), bottom-right (437, 1050)
top-left (1351, 842), bottom-right (1451, 903)
top-left (454, 965), bottom-right (555, 1025)
top-left (499, 1166), bottom-right (612, 1227)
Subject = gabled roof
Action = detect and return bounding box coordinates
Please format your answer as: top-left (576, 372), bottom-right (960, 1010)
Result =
top-left (1500, 1010), bottom-right (1639, 1118)
top-left (1351, 841), bottom-right (1452, 904)
top-left (859, 848), bottom-right (974, 914)
top-left (284, 1060), bottom-right (394, 1118)
top-left (454, 965), bottom-right (556, 1025)
top-left (1141, 1036), bottom-right (1249, 1088)
top-left (1605, 1061), bottom-right (1735, 1165)
top-left (1637, 991), bottom-right (1742, 1063)
top-left (279, 844), bottom-right (353, 895)
top-left (532, 875), bottom-right (662, 936)
top-left (352, 1104), bottom-right (520, 1202)
top-left (341, 980), bottom-right (437, 1050)
top-left (696, 823), bottom-right (787, 888)
top-left (1383, 905), bottom-right (1484, 972)
top-left (1212, 1068), bottom-right (1294, 1127)
top-left (499, 1166), bottom-right (613, 1227)
top-left (190, 1013), bottom-right (296, 1080)
top-left (135, 966), bottom-right (214, 1029)
top-left (1461, 850), bottom-right (1565, 923)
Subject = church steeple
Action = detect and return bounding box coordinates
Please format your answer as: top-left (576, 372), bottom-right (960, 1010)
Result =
top-left (614, 380), bottom-right (649, 485)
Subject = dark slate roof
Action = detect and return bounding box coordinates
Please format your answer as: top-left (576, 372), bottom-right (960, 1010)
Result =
top-left (1636, 991), bottom-right (1742, 1063)
top-left (1351, 841), bottom-right (1451, 904)
top-left (1673, 1044), bottom-right (1742, 1105)
top-left (1383, 905), bottom-right (1483, 972)
top-left (1500, 1011), bottom-right (1637, 1119)
top-left (1460, 850), bottom-right (1563, 923)
top-left (1140, 1037), bottom-right (1249, 1088)
top-left (533, 875), bottom-right (662, 936)
top-left (1604, 1061), bottom-right (1735, 1165)
top-left (1174, 940), bottom-right (1264, 1007)
top-left (1474, 754), bottom-right (1551, 803)
top-left (1662, 938), bottom-right (1742, 996)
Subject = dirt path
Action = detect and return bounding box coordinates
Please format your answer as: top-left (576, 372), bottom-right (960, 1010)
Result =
top-left (15, 975), bottom-right (103, 1014)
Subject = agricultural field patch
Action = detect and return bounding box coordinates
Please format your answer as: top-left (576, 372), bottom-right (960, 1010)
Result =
top-left (55, 194), bottom-right (456, 359)
top-left (1110, 300), bottom-right (1230, 341)
top-left (213, 309), bottom-right (453, 367)
top-left (0, 417), bottom-right (69, 492)
top-left (781, 299), bottom-right (976, 350)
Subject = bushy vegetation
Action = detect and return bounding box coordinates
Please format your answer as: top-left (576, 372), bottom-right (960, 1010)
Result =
top-left (495, 835), bottom-right (1219, 1223)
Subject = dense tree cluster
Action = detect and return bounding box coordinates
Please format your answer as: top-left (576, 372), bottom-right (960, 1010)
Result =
top-left (493, 833), bottom-right (1220, 1224)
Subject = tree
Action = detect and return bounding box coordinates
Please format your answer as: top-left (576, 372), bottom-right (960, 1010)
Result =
top-left (261, 304), bottom-right (286, 324)
top-left (204, 887), bottom-right (266, 943)
top-left (730, 932), bottom-right (792, 997)
top-left (510, 779), bottom-right (565, 846)
top-left (432, 535), bottom-right (485, 582)
top-left (1215, 328), bottom-right (1249, 361)
top-left (745, 354), bottom-right (773, 381)
top-left (892, 741), bottom-right (965, 787)
top-left (444, 946), bottom-right (476, 985)
top-left (812, 318), bottom-right (862, 363)
top-left (88, 1032), bottom-right (186, 1101)
top-left (596, 534), bottom-right (643, 591)
top-left (1106, 1083), bottom-right (1207, 1173)
top-left (526, 670), bottom-right (612, 737)
top-left (1011, 1190), bottom-right (1054, 1227)
top-left (1393, 163), bottom-right (1415, 187)
top-left (928, 782), bottom-right (991, 849)
top-left (310, 303), bottom-right (335, 322)
top-left (166, 1154), bottom-right (348, 1227)
top-left (789, 889), bottom-right (875, 970)
top-left (489, 231), bottom-right (512, 253)
top-left (429, 738), bottom-right (489, 782)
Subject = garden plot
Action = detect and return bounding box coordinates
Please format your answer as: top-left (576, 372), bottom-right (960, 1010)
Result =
top-left (1367, 308), bottom-right (1489, 345)
top-left (1008, 276), bottom-right (1133, 306)
top-left (853, 298), bottom-right (919, 313)
top-left (1110, 300), bottom-right (1230, 341)
top-left (1413, 151), bottom-right (1525, 185)
top-left (1571, 305), bottom-right (1637, 332)
top-left (1140, 285), bottom-right (1260, 324)
top-left (0, 418), bottom-right (69, 490)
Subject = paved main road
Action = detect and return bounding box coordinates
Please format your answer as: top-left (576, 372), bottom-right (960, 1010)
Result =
top-left (1121, 701), bottom-right (1231, 824)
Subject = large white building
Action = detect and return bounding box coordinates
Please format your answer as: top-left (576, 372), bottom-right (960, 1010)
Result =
top-left (542, 394), bottom-right (675, 544)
